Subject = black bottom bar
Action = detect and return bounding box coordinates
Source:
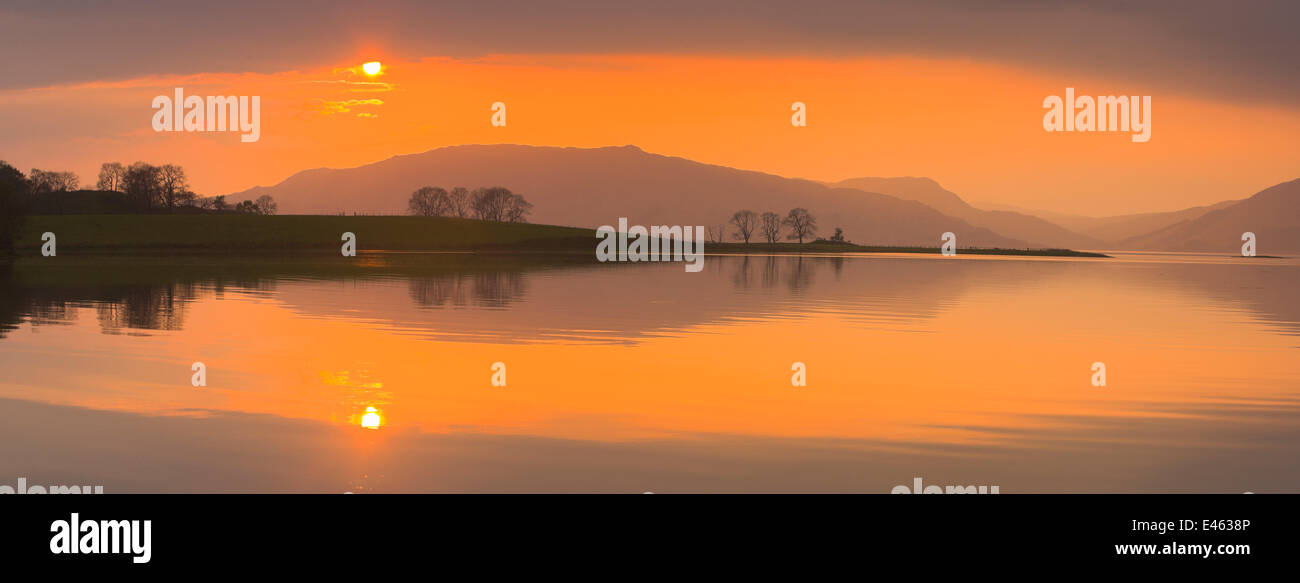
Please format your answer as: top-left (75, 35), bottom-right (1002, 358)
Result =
top-left (4, 494), bottom-right (1287, 572)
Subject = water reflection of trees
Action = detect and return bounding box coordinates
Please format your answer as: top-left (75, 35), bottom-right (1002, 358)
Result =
top-left (95, 284), bottom-right (197, 334)
top-left (23, 298), bottom-right (80, 328)
top-left (0, 264), bottom-right (221, 337)
top-left (408, 271), bottom-right (527, 309)
top-left (0, 283), bottom-right (200, 336)
top-left (732, 255), bottom-right (820, 292)
top-left (0, 258), bottom-right (535, 340)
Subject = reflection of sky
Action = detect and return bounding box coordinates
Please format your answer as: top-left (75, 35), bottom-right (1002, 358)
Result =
top-left (1, 253), bottom-right (1298, 492)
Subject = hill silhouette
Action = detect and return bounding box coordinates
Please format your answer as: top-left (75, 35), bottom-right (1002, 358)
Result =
top-left (228, 145), bottom-right (1028, 248)
top-left (830, 177), bottom-right (1103, 249)
top-left (1119, 178), bottom-right (1300, 253)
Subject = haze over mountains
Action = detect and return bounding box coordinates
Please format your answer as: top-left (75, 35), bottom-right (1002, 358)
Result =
top-left (1117, 179), bottom-right (1300, 252)
top-left (1033, 200), bottom-right (1241, 244)
top-left (231, 145), bottom-right (1023, 248)
top-left (828, 177), bottom-right (1103, 249)
top-left (228, 144), bottom-right (1300, 253)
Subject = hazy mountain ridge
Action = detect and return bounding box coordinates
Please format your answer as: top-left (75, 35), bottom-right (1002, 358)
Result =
top-left (829, 177), bottom-right (1104, 249)
top-left (1040, 200), bottom-right (1241, 244)
top-left (229, 144), bottom-right (1028, 248)
top-left (1117, 179), bottom-right (1300, 253)
top-left (228, 144), bottom-right (1300, 253)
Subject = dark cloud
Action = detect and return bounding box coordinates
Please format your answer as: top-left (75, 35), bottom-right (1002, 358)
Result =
top-left (2, 0), bottom-right (1297, 106)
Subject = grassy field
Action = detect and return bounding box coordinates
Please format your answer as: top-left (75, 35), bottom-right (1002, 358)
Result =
top-left (12, 214), bottom-right (1106, 257)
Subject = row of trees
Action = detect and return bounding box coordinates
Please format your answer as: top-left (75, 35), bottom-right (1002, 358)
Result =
top-left (29, 169), bottom-right (80, 193)
top-left (408, 186), bottom-right (532, 223)
top-left (0, 160), bottom-right (275, 218)
top-left (95, 161), bottom-right (276, 214)
top-left (727, 208), bottom-right (820, 244)
top-left (96, 161), bottom-right (196, 211)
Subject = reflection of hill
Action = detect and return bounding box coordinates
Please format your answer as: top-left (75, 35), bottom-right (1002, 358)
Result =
top-left (7, 253), bottom-right (1299, 346)
top-left (1154, 261), bottom-right (1300, 338)
top-left (273, 255), bottom-right (1061, 345)
top-left (0, 263), bottom-right (199, 337)
top-left (0, 254), bottom-right (580, 339)
top-left (2, 253), bottom-right (990, 344)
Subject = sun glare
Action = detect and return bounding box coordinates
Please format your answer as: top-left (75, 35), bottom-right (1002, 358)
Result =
top-left (362, 61), bottom-right (382, 75)
top-left (360, 406), bottom-right (382, 429)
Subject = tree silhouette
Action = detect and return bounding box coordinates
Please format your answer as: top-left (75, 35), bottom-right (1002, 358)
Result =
top-left (28, 169), bottom-right (78, 194)
top-left (255, 195), bottom-right (278, 215)
top-left (729, 210), bottom-right (758, 243)
top-left (407, 186), bottom-right (451, 217)
top-left (123, 162), bottom-right (161, 211)
top-left (95, 162), bottom-right (125, 192)
top-left (760, 211), bottom-right (782, 243)
top-left (471, 187), bottom-right (532, 222)
top-left (158, 164), bottom-right (189, 211)
top-left (782, 208), bottom-right (817, 244)
top-left (448, 187), bottom-right (472, 218)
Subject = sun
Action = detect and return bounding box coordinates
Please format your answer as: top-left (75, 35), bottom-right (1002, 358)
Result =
top-left (361, 61), bottom-right (382, 76)
top-left (360, 406), bottom-right (382, 429)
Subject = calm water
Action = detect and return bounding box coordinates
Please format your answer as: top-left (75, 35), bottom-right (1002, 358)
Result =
top-left (1, 251), bottom-right (1297, 492)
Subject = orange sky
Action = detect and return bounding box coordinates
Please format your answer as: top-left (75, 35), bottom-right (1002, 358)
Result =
top-left (2, 53), bottom-right (1298, 216)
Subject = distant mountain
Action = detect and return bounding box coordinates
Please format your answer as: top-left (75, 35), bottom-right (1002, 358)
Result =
top-left (1039, 200), bottom-right (1240, 246)
top-left (1118, 178), bottom-right (1300, 253)
top-left (829, 177), bottom-right (1102, 249)
top-left (228, 144), bottom-right (1028, 248)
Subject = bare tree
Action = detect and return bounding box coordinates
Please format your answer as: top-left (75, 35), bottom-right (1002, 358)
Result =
top-left (407, 186), bottom-right (450, 217)
top-left (467, 187), bottom-right (533, 222)
top-left (760, 211), bottom-right (782, 243)
top-left (706, 224), bottom-right (726, 243)
top-left (28, 169), bottom-right (78, 194)
top-left (504, 193), bottom-right (533, 223)
top-left (408, 187), bottom-right (432, 216)
top-left (729, 210), bottom-right (758, 244)
top-left (96, 162), bottom-right (125, 192)
top-left (255, 194), bottom-right (278, 215)
top-left (27, 169), bottom-right (53, 194)
top-left (448, 187), bottom-right (472, 218)
top-left (782, 208), bottom-right (817, 244)
top-left (123, 162), bottom-right (161, 210)
top-left (471, 187), bottom-right (508, 221)
top-left (158, 164), bottom-right (189, 211)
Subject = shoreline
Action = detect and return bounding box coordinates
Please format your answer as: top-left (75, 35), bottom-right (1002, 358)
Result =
top-left (11, 214), bottom-right (1110, 257)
